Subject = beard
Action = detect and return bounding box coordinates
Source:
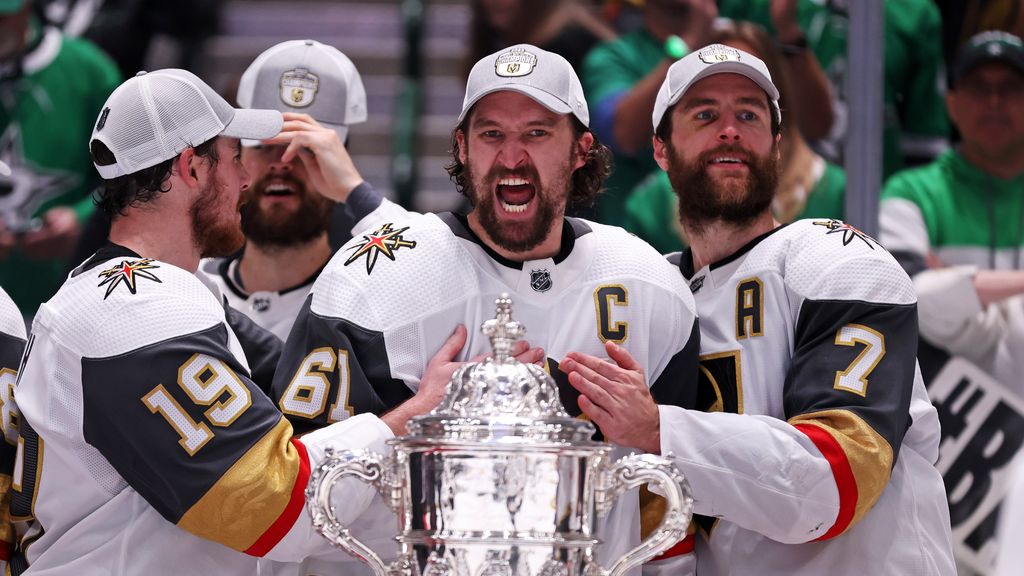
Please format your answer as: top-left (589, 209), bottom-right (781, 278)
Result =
top-left (665, 142), bottom-right (779, 234)
top-left (464, 155), bottom-right (571, 254)
top-left (191, 172), bottom-right (245, 258)
top-left (239, 174), bottom-right (333, 248)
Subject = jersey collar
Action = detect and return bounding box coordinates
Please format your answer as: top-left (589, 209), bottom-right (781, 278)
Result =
top-left (676, 224), bottom-right (788, 280)
top-left (71, 242), bottom-right (142, 277)
top-left (438, 211), bottom-right (592, 270)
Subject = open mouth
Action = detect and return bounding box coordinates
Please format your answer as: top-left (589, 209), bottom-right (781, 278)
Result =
top-left (707, 155), bottom-right (748, 167)
top-left (495, 176), bottom-right (535, 214)
top-left (262, 182), bottom-right (296, 197)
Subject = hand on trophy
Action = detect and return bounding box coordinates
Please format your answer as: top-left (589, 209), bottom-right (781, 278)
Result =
top-left (562, 341), bottom-right (662, 455)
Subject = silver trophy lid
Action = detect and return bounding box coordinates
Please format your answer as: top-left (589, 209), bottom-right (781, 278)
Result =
top-left (406, 294), bottom-right (597, 444)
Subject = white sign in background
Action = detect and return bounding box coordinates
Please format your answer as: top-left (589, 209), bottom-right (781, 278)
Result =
top-left (928, 357), bottom-right (1024, 574)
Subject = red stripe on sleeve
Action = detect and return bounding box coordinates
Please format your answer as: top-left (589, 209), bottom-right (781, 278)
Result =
top-left (244, 438), bottom-right (311, 556)
top-left (0, 540), bottom-right (10, 561)
top-left (649, 534), bottom-right (695, 561)
top-left (793, 423), bottom-right (858, 541)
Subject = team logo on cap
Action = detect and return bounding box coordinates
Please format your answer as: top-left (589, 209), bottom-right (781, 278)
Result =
top-left (280, 69), bottom-right (319, 108)
top-left (698, 45), bottom-right (742, 64)
top-left (495, 48), bottom-right (537, 77)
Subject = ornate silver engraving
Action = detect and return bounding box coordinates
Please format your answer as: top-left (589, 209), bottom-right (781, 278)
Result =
top-left (307, 295), bottom-right (694, 576)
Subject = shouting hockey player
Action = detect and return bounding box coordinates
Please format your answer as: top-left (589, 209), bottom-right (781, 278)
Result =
top-left (272, 44), bottom-right (701, 572)
top-left (563, 44), bottom-right (957, 575)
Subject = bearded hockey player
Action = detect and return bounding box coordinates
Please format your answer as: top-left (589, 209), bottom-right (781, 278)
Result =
top-left (564, 44), bottom-right (957, 575)
top-left (7, 69), bottom-right (455, 574)
top-left (272, 44), bottom-right (701, 573)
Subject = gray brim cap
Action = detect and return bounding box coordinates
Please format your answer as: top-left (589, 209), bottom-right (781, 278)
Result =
top-left (237, 39), bottom-right (368, 146)
top-left (652, 44), bottom-right (781, 131)
top-left (459, 44), bottom-right (589, 127)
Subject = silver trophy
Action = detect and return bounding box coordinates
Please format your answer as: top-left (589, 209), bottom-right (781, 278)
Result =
top-left (307, 295), bottom-right (693, 576)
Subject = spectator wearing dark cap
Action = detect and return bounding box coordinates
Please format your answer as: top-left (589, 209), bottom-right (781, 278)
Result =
top-left (880, 30), bottom-right (1024, 393)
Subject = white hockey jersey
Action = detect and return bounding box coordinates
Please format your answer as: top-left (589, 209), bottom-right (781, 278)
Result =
top-left (273, 212), bottom-right (701, 572)
top-left (9, 244), bottom-right (394, 575)
top-left (200, 256), bottom-right (319, 341)
top-left (0, 287), bottom-right (26, 568)
top-left (656, 219), bottom-right (955, 575)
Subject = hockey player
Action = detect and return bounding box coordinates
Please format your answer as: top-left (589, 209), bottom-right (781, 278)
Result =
top-left (563, 44), bottom-right (957, 574)
top-left (7, 69), bottom-right (459, 574)
top-left (271, 44), bottom-right (701, 572)
top-left (202, 39), bottom-right (372, 341)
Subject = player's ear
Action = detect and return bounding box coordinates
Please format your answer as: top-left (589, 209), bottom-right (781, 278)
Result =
top-left (175, 147), bottom-right (199, 187)
top-left (572, 131), bottom-right (594, 171)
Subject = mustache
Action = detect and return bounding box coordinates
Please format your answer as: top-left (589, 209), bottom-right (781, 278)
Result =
top-left (486, 165), bottom-right (541, 185)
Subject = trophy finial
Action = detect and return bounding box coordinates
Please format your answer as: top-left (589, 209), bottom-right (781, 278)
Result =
top-left (481, 293), bottom-right (526, 362)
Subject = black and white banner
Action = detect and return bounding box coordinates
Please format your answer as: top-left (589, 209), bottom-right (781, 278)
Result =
top-left (926, 355), bottom-right (1024, 573)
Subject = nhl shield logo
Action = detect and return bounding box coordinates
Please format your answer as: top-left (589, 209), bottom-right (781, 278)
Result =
top-left (530, 269), bottom-right (552, 292)
top-left (252, 297), bottom-right (271, 313)
top-left (280, 69), bottom-right (319, 108)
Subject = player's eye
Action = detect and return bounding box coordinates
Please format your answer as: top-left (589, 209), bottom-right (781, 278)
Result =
top-left (739, 111), bottom-right (759, 122)
top-left (695, 110), bottom-right (715, 121)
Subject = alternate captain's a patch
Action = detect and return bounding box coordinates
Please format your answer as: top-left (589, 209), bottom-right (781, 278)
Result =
top-left (343, 223), bottom-right (417, 274)
top-left (97, 259), bottom-right (162, 299)
top-left (812, 219), bottom-right (877, 250)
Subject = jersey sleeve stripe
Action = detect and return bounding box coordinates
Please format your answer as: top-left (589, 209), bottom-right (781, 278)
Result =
top-left (177, 417), bottom-right (309, 553)
top-left (791, 409), bottom-right (894, 540)
top-left (244, 437), bottom-right (310, 556)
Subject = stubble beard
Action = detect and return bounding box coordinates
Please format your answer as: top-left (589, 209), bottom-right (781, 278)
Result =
top-left (191, 173), bottom-right (246, 258)
top-left (665, 142), bottom-right (779, 235)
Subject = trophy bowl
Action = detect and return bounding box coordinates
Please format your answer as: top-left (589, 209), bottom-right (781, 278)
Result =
top-left (307, 295), bottom-right (693, 576)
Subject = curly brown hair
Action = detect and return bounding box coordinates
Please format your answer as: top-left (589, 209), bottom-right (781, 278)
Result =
top-left (90, 137), bottom-right (220, 217)
top-left (445, 116), bottom-right (613, 209)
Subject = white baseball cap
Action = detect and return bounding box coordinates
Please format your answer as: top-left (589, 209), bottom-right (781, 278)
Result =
top-left (237, 39), bottom-right (367, 145)
top-left (460, 44), bottom-right (589, 127)
top-left (652, 44), bottom-right (781, 131)
top-left (91, 69), bottom-right (283, 179)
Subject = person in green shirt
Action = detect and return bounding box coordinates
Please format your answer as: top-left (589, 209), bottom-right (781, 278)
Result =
top-left (719, 0), bottom-right (951, 178)
top-left (625, 19), bottom-right (846, 254)
top-left (880, 31), bottom-right (1024, 388)
top-left (0, 0), bottom-right (121, 316)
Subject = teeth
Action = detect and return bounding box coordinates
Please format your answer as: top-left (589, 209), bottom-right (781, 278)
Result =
top-left (498, 177), bottom-right (529, 186)
top-left (265, 184), bottom-right (294, 194)
top-left (501, 201), bottom-right (528, 213)
top-left (712, 157), bottom-right (743, 164)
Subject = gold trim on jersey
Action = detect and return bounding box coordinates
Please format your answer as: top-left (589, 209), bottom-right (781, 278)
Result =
top-left (0, 473), bottom-right (14, 548)
top-left (735, 277), bottom-right (764, 339)
top-left (832, 324), bottom-right (886, 398)
top-left (11, 434), bottom-right (43, 523)
top-left (698, 350), bottom-right (744, 414)
top-left (788, 409), bottom-right (893, 533)
top-left (594, 285), bottom-right (629, 343)
top-left (177, 417), bottom-right (302, 552)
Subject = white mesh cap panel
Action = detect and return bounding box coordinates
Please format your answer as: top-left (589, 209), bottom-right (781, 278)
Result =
top-left (91, 69), bottom-right (282, 179)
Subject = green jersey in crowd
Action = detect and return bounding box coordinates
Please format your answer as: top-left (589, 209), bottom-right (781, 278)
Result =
top-left (880, 149), bottom-right (1024, 272)
top-left (582, 28), bottom-right (664, 228)
top-left (717, 0), bottom-right (950, 178)
top-left (0, 24), bottom-right (121, 315)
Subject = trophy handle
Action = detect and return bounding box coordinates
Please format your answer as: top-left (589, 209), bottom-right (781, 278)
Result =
top-left (305, 447), bottom-right (404, 576)
top-left (593, 453), bottom-right (693, 576)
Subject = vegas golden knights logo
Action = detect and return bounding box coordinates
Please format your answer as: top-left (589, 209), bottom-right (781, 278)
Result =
top-left (507, 63), bottom-right (520, 74)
